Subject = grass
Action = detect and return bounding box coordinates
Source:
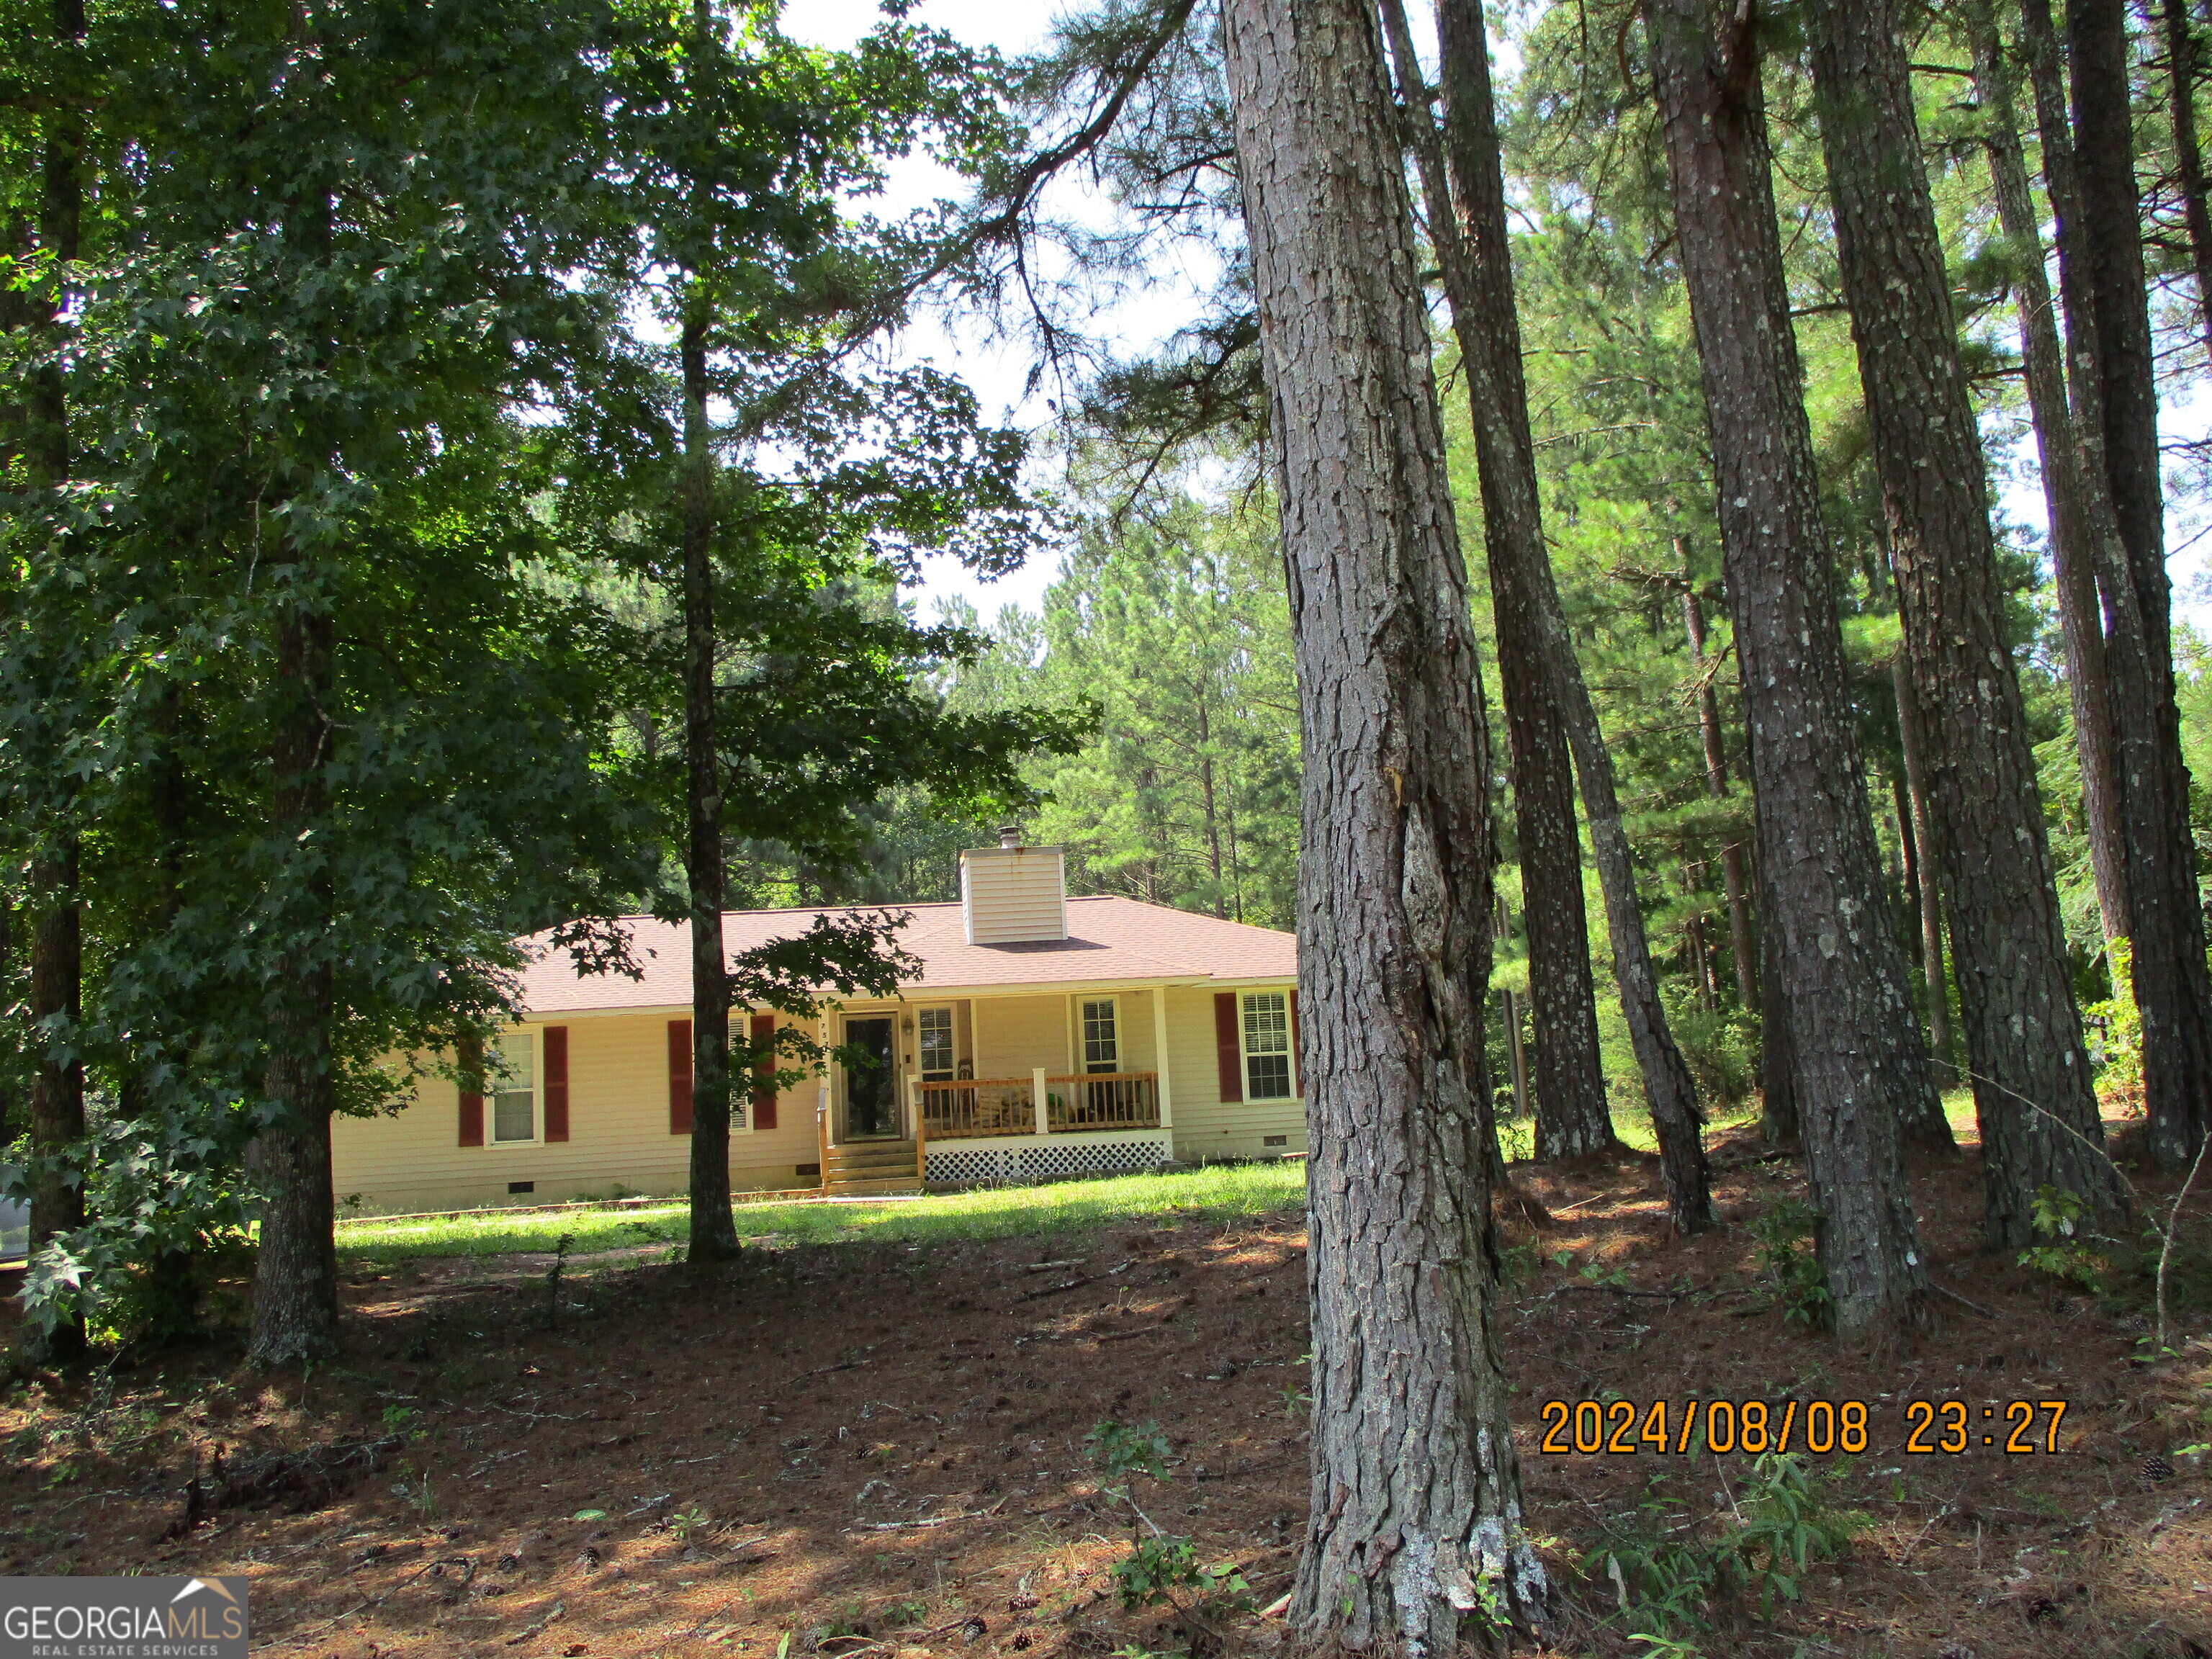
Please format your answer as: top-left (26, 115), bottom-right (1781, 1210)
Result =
top-left (333, 1161), bottom-right (1309, 1264)
top-left (1499, 1087), bottom-right (1986, 1161)
top-left (329, 1089), bottom-right (2000, 1269)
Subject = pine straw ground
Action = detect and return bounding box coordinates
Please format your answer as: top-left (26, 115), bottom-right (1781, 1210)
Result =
top-left (2, 1123), bottom-right (2211, 1659)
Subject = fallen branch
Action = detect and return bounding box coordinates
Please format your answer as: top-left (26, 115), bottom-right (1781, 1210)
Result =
top-left (1094, 1323), bottom-right (1175, 1344)
top-left (1552, 1285), bottom-right (1678, 1302)
top-left (1930, 1282), bottom-right (1996, 1320)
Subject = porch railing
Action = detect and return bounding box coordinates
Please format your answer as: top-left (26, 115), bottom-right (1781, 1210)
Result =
top-left (917, 1071), bottom-right (1162, 1136)
top-left (918, 1077), bottom-right (1037, 1139)
top-left (1046, 1073), bottom-right (1159, 1131)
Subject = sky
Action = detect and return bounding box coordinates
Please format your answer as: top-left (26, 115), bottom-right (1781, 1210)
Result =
top-left (783, 0), bottom-right (2212, 639)
top-left (783, 0), bottom-right (1079, 625)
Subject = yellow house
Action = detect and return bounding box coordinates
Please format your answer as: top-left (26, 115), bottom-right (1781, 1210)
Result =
top-left (331, 837), bottom-right (1303, 1213)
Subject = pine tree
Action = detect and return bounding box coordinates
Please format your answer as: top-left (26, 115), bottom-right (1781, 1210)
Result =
top-left (1222, 0), bottom-right (1545, 1637)
top-left (1645, 0), bottom-right (1932, 1333)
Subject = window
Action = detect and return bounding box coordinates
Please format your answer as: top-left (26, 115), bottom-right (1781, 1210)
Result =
top-left (1081, 998), bottom-right (1120, 1074)
top-left (490, 1032), bottom-right (537, 1143)
top-left (918, 1006), bottom-right (956, 1082)
top-left (1243, 992), bottom-right (1292, 1100)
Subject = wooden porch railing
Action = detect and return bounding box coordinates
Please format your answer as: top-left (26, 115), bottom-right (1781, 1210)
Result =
top-left (1046, 1073), bottom-right (1159, 1131)
top-left (918, 1077), bottom-right (1037, 1139)
top-left (917, 1072), bottom-right (1163, 1136)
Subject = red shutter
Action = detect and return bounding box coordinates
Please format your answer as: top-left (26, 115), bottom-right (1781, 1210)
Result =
top-left (1214, 992), bottom-right (1244, 1103)
top-left (543, 1026), bottom-right (570, 1143)
top-left (750, 1012), bottom-right (778, 1130)
top-left (1288, 992), bottom-right (1300, 1094)
top-left (668, 1018), bottom-right (693, 1135)
top-left (458, 1038), bottom-right (484, 1147)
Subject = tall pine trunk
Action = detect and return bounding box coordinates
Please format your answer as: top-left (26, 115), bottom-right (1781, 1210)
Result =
top-left (1807, 0), bottom-right (2115, 1239)
top-left (2069, 0), bottom-right (2212, 1167)
top-left (1382, 6), bottom-right (1608, 1167)
top-left (1890, 654), bottom-right (1956, 1098)
top-left (1680, 583), bottom-right (1757, 1009)
top-left (1964, 0), bottom-right (2129, 948)
top-left (682, 299), bottom-right (741, 1265)
top-left (1220, 0), bottom-right (1545, 1640)
top-left (1646, 0), bottom-right (1931, 1333)
top-left (1757, 863), bottom-right (1798, 1143)
top-left (1386, 0), bottom-right (1712, 1227)
top-left (2164, 0), bottom-right (2212, 360)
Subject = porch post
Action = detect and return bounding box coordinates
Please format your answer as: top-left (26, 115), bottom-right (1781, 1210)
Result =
top-left (1151, 987), bottom-right (1175, 1131)
top-left (1032, 1067), bottom-right (1049, 1136)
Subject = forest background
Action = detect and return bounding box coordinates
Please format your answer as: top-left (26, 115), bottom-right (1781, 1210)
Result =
top-left (6, 0), bottom-right (2212, 1353)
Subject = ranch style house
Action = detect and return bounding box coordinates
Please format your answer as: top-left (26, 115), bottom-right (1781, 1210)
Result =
top-left (331, 836), bottom-right (1303, 1212)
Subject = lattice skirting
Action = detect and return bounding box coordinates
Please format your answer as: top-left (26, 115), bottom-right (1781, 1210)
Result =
top-left (925, 1134), bottom-right (1172, 1187)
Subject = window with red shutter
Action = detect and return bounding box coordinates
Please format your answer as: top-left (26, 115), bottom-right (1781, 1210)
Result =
top-left (543, 1026), bottom-right (570, 1143)
top-left (1213, 992), bottom-right (1244, 1103)
top-left (750, 1013), bottom-right (778, 1130)
top-left (668, 1018), bottom-right (693, 1134)
top-left (459, 1037), bottom-right (485, 1147)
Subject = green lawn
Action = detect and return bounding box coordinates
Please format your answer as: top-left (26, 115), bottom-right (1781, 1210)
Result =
top-left (332, 1089), bottom-right (1992, 1268)
top-left (333, 1161), bottom-right (1310, 1264)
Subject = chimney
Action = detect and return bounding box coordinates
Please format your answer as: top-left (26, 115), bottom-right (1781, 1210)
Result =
top-left (960, 837), bottom-right (1068, 945)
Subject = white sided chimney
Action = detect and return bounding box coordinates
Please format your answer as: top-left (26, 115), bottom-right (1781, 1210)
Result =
top-left (960, 830), bottom-right (1068, 945)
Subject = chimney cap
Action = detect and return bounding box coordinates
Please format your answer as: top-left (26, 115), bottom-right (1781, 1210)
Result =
top-left (998, 824), bottom-right (1022, 848)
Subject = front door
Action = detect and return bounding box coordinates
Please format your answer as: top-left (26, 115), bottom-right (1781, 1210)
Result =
top-left (842, 1015), bottom-right (900, 1139)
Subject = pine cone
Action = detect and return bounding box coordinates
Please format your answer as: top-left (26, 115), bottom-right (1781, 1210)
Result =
top-left (2143, 1455), bottom-right (2175, 1485)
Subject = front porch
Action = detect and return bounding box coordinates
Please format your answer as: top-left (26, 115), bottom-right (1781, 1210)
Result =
top-left (915, 1071), bottom-right (1172, 1186)
top-left (811, 989), bottom-right (1183, 1193)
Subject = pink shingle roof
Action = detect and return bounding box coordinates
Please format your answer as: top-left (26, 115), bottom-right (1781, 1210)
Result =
top-left (514, 896), bottom-right (1298, 1015)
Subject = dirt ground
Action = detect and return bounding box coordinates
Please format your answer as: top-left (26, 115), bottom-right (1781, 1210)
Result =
top-left (4, 1125), bottom-right (2211, 1659)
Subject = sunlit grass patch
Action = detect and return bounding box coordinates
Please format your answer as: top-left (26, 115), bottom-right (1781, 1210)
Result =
top-left (333, 1160), bottom-right (1309, 1262)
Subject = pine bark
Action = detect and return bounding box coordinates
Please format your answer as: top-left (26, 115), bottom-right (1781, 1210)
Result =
top-left (1757, 861), bottom-right (1798, 1143)
top-left (2164, 0), bottom-right (2212, 361)
top-left (1681, 584), bottom-right (1758, 1009)
top-left (1388, 0), bottom-right (1711, 1224)
top-left (1887, 652), bottom-right (1958, 1112)
top-left (1964, 0), bottom-right (2129, 947)
top-left (1807, 0), bottom-right (2120, 1238)
top-left (1385, 0), bottom-right (1609, 1166)
top-left (682, 300), bottom-right (742, 1265)
top-left (1220, 0), bottom-right (1545, 1641)
top-left (2067, 0), bottom-right (2212, 1167)
top-left (1646, 0), bottom-right (1931, 1333)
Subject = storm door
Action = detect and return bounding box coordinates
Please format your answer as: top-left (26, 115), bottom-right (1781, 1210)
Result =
top-left (842, 1015), bottom-right (900, 1139)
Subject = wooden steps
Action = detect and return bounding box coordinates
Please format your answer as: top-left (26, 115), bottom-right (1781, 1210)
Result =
top-left (822, 1138), bottom-right (922, 1197)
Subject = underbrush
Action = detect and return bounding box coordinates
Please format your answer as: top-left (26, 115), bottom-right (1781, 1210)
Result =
top-left (1584, 1454), bottom-right (1867, 1655)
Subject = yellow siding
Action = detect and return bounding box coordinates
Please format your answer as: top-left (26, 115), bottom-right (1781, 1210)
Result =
top-left (1114, 989), bottom-right (1159, 1074)
top-left (330, 983), bottom-right (1304, 1215)
top-left (1162, 984), bottom-right (1306, 1161)
top-left (960, 848), bottom-right (1066, 943)
top-left (333, 1012), bottom-right (827, 1216)
top-left (970, 994), bottom-right (1068, 1078)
